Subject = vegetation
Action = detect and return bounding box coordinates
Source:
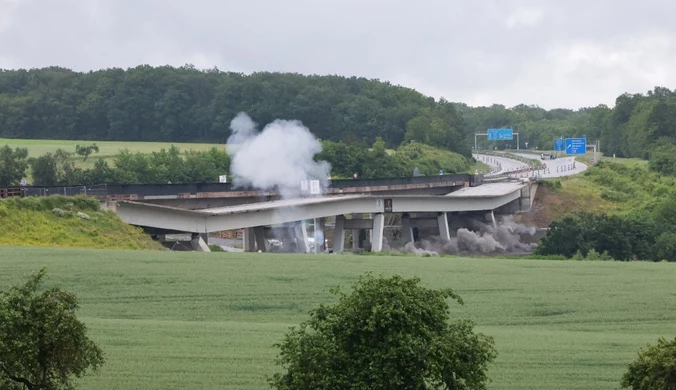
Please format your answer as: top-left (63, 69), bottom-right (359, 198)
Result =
top-left (0, 268), bottom-right (104, 390)
top-left (75, 143), bottom-right (100, 162)
top-left (0, 196), bottom-right (160, 250)
top-left (0, 138), bottom-right (472, 185)
top-left (1, 247), bottom-right (675, 390)
top-left (270, 273), bottom-right (496, 390)
top-left (0, 66), bottom-right (469, 157)
top-left (534, 160), bottom-right (676, 260)
top-left (621, 337), bottom-right (676, 390)
top-left (0, 145), bottom-right (28, 186)
top-left (2, 66), bottom-right (676, 176)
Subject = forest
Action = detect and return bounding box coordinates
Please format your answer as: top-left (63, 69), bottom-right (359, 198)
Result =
top-left (1, 65), bottom-right (676, 175)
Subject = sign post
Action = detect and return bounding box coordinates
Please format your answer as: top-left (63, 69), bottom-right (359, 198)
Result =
top-left (553, 138), bottom-right (564, 152)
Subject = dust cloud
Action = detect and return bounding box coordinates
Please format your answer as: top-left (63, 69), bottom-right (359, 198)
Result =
top-left (383, 215), bottom-right (537, 256)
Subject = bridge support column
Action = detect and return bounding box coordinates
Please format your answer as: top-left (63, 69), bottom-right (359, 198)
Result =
top-left (485, 210), bottom-right (497, 229)
top-left (438, 212), bottom-right (451, 242)
top-left (190, 233), bottom-right (211, 252)
top-left (254, 226), bottom-right (268, 252)
top-left (200, 233), bottom-right (209, 245)
top-left (351, 229), bottom-right (360, 250)
top-left (371, 213), bottom-right (385, 252)
top-left (314, 218), bottom-right (326, 253)
top-left (401, 213), bottom-right (414, 245)
top-left (294, 221), bottom-right (310, 253)
top-left (334, 215), bottom-right (346, 253)
top-left (243, 228), bottom-right (255, 252)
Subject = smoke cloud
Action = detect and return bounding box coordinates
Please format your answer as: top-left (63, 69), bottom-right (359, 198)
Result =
top-left (382, 215), bottom-right (538, 257)
top-left (226, 112), bottom-right (331, 199)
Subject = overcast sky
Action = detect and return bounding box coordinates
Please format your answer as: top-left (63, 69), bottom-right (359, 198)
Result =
top-left (0, 0), bottom-right (674, 109)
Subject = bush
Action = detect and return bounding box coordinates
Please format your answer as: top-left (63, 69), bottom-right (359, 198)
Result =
top-left (621, 337), bottom-right (676, 389)
top-left (536, 211), bottom-right (660, 261)
top-left (269, 273), bottom-right (497, 389)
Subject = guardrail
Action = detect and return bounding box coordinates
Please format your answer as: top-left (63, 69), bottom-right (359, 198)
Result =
top-left (0, 173), bottom-right (480, 200)
top-left (477, 151), bottom-right (544, 169)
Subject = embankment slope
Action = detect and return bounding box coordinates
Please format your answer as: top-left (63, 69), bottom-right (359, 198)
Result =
top-left (0, 196), bottom-right (161, 250)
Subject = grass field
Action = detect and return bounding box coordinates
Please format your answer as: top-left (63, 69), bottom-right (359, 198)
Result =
top-left (0, 138), bottom-right (222, 169)
top-left (1, 247), bottom-right (674, 389)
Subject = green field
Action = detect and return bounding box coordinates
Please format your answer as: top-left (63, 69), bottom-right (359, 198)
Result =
top-left (1, 247), bottom-right (674, 389)
top-left (0, 138), bottom-right (222, 169)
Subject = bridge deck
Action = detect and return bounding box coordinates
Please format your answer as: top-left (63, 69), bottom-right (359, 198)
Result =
top-left (114, 182), bottom-right (528, 234)
top-left (200, 195), bottom-right (364, 215)
top-left (445, 182), bottom-right (526, 197)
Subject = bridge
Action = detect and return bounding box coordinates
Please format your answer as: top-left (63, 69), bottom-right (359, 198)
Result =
top-left (1, 171), bottom-right (540, 253)
top-left (112, 180), bottom-right (536, 253)
top-left (1, 173), bottom-right (480, 206)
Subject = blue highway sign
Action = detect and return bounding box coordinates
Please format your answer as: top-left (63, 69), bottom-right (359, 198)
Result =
top-left (487, 128), bottom-right (513, 141)
top-left (565, 138), bottom-right (586, 155)
top-left (553, 138), bottom-right (564, 152)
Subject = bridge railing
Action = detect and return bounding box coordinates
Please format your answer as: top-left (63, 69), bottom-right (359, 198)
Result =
top-left (0, 173), bottom-right (477, 200)
top-left (0, 185), bottom-right (109, 199)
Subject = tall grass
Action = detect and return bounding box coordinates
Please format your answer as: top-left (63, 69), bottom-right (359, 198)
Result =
top-left (0, 196), bottom-right (161, 250)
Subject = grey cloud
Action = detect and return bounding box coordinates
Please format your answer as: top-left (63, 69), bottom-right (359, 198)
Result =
top-left (0, 0), bottom-right (675, 109)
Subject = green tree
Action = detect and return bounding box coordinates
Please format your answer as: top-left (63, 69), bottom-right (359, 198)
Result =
top-left (0, 145), bottom-right (29, 187)
top-left (75, 144), bottom-right (99, 162)
top-left (269, 273), bottom-right (497, 390)
top-left (621, 337), bottom-right (676, 389)
top-left (648, 143), bottom-right (676, 176)
top-left (0, 268), bottom-right (104, 390)
top-left (29, 149), bottom-right (83, 186)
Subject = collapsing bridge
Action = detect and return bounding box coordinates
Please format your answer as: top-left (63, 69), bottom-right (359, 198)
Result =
top-left (112, 180), bottom-right (537, 253)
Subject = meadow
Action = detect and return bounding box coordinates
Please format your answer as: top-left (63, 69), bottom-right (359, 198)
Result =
top-left (0, 138), bottom-right (221, 169)
top-left (1, 247), bottom-right (674, 389)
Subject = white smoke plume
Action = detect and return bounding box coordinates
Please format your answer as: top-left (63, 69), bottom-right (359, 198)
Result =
top-left (226, 112), bottom-right (331, 199)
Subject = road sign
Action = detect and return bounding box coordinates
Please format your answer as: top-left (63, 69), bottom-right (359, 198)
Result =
top-left (553, 138), bottom-right (564, 152)
top-left (309, 180), bottom-right (321, 195)
top-left (565, 138), bottom-right (586, 155)
top-left (487, 128), bottom-right (513, 140)
top-left (218, 175), bottom-right (227, 183)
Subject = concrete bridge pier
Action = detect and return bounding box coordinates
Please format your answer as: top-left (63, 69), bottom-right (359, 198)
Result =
top-left (334, 215), bottom-right (346, 252)
top-left (244, 228), bottom-right (256, 252)
top-left (190, 233), bottom-right (210, 252)
top-left (313, 218), bottom-right (326, 253)
top-left (437, 212), bottom-right (451, 241)
top-left (333, 213), bottom-right (386, 253)
top-left (401, 213), bottom-right (414, 245)
top-left (294, 221), bottom-right (311, 253)
top-left (371, 213), bottom-right (385, 252)
top-left (485, 210), bottom-right (497, 229)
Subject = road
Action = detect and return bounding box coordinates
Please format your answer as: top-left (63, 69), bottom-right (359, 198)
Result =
top-left (513, 152), bottom-right (588, 178)
top-left (474, 152), bottom-right (588, 179)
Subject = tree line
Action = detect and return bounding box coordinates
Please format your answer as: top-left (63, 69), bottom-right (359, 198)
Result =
top-left (0, 66), bottom-right (470, 157)
top-left (2, 66), bottom-right (676, 175)
top-left (0, 140), bottom-right (472, 187)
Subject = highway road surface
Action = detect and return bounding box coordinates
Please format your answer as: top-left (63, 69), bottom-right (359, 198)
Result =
top-left (513, 152), bottom-right (588, 178)
top-left (474, 152), bottom-right (588, 179)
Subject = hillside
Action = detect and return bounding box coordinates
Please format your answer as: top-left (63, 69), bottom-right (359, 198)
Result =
top-left (0, 66), bottom-right (470, 156)
top-left (0, 195), bottom-right (161, 250)
top-left (516, 158), bottom-right (676, 227)
top-left (1, 67), bottom-right (675, 165)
